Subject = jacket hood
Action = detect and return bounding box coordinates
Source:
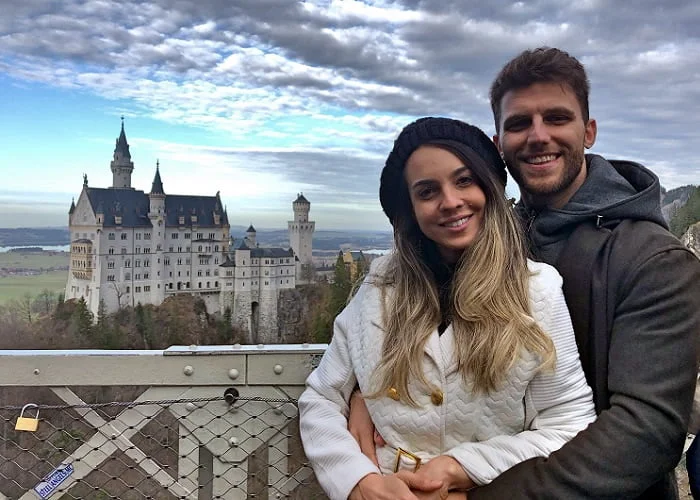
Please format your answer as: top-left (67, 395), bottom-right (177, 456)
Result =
top-left (518, 154), bottom-right (666, 263)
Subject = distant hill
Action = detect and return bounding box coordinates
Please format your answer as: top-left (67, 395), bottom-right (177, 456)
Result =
top-left (0, 226), bottom-right (393, 251)
top-left (661, 185), bottom-right (696, 222)
top-left (0, 227), bottom-right (70, 247)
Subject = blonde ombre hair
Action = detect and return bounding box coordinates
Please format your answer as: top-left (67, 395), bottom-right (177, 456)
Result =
top-left (369, 141), bottom-right (555, 405)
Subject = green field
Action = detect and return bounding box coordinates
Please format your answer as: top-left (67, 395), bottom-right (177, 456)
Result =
top-left (0, 251), bottom-right (68, 269)
top-left (0, 251), bottom-right (69, 303)
top-left (0, 271), bottom-right (68, 303)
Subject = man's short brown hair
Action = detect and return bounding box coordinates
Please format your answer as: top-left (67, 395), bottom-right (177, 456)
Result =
top-left (490, 47), bottom-right (591, 132)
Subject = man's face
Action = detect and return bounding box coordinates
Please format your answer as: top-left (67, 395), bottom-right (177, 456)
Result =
top-left (493, 82), bottom-right (597, 209)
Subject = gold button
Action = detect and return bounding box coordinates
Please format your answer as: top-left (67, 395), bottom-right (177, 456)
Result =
top-left (430, 389), bottom-right (443, 406)
top-left (387, 388), bottom-right (400, 401)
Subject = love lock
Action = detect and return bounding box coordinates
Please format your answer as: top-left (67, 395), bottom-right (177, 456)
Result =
top-left (15, 403), bottom-right (40, 432)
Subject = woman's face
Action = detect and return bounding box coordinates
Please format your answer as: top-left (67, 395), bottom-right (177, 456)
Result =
top-left (404, 145), bottom-right (486, 263)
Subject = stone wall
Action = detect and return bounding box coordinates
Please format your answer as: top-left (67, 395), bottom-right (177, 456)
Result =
top-left (277, 285), bottom-right (326, 344)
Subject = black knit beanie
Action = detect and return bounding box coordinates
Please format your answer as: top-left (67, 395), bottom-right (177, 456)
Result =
top-left (379, 117), bottom-right (507, 225)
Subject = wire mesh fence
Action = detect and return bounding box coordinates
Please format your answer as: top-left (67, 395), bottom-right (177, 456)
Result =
top-left (0, 386), bottom-right (327, 499)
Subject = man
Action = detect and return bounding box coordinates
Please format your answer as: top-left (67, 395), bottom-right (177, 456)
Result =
top-left (348, 47), bottom-right (700, 499)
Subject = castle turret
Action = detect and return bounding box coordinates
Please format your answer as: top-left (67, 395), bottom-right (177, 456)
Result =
top-left (245, 224), bottom-right (257, 247)
top-left (110, 117), bottom-right (135, 189)
top-left (288, 193), bottom-right (315, 283)
top-left (148, 161), bottom-right (166, 216)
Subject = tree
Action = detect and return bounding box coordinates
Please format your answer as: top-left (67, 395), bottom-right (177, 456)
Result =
top-left (35, 289), bottom-right (56, 316)
top-left (17, 293), bottom-right (33, 324)
top-left (670, 186), bottom-right (700, 237)
top-left (134, 302), bottom-right (154, 349)
top-left (72, 297), bottom-right (93, 339)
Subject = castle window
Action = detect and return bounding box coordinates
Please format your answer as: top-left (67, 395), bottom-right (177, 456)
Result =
top-left (135, 260), bottom-right (141, 267)
top-left (172, 233), bottom-right (179, 239)
top-left (214, 245), bottom-right (219, 252)
top-left (186, 246), bottom-right (190, 252)
top-left (197, 271), bottom-right (202, 277)
top-left (107, 262), bottom-right (115, 269)
top-left (206, 281), bottom-right (210, 288)
top-left (108, 233), bottom-right (115, 240)
top-left (108, 248), bottom-right (115, 255)
top-left (144, 259), bottom-right (149, 267)
top-left (121, 248), bottom-right (127, 254)
top-left (126, 286), bottom-right (130, 293)
top-left (107, 275), bottom-right (115, 281)
top-left (144, 248), bottom-right (151, 254)
top-left (144, 232), bottom-right (151, 240)
top-left (144, 273), bottom-right (150, 279)
top-left (136, 233), bottom-right (141, 240)
top-left (115, 216), bottom-right (122, 225)
top-left (135, 274), bottom-right (141, 280)
top-left (197, 233), bottom-right (203, 239)
top-left (177, 258), bottom-right (182, 265)
top-left (214, 281), bottom-right (218, 287)
top-left (191, 215), bottom-right (197, 223)
top-left (125, 272), bottom-right (131, 280)
top-left (198, 283), bottom-right (202, 289)
top-left (179, 216), bottom-right (185, 225)
top-left (164, 257), bottom-right (170, 265)
top-left (265, 281), bottom-right (269, 285)
top-left (214, 258), bottom-right (219, 264)
top-left (206, 270), bottom-right (210, 276)
top-left (135, 247), bottom-right (140, 254)
top-left (169, 246), bottom-right (174, 252)
top-left (209, 233), bottom-right (215, 239)
top-left (156, 244), bottom-right (161, 250)
top-left (121, 233), bottom-right (127, 240)
top-left (125, 260), bottom-right (131, 268)
top-left (135, 286), bottom-right (141, 293)
top-left (178, 246), bottom-right (182, 252)
top-left (185, 233), bottom-right (191, 239)
top-left (144, 286), bottom-right (150, 292)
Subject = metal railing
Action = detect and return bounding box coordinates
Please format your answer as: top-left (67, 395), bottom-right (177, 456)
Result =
top-left (0, 345), bottom-right (328, 499)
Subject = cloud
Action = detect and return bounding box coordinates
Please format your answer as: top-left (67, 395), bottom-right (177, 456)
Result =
top-left (1, 0), bottom-right (699, 230)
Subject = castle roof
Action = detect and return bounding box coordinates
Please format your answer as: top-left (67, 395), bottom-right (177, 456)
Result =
top-left (84, 188), bottom-right (229, 228)
top-left (250, 247), bottom-right (294, 259)
top-left (150, 163), bottom-right (164, 195)
top-left (294, 193), bottom-right (309, 204)
top-left (246, 224), bottom-right (256, 233)
top-left (86, 188), bottom-right (152, 227)
top-left (113, 118), bottom-right (132, 162)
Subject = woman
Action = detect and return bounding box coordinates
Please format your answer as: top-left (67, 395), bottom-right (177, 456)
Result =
top-left (299, 117), bottom-right (595, 500)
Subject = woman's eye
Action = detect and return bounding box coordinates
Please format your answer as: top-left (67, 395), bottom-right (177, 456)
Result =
top-left (416, 187), bottom-right (435, 199)
top-left (457, 176), bottom-right (473, 187)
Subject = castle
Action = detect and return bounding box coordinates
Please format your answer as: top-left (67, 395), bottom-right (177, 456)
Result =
top-left (65, 120), bottom-right (315, 343)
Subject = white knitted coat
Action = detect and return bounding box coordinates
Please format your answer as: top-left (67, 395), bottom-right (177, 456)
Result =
top-left (299, 257), bottom-right (596, 500)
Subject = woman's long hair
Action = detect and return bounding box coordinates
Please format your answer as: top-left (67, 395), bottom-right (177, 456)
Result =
top-left (368, 141), bottom-right (555, 405)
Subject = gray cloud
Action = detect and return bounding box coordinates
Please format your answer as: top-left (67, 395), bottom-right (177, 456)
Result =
top-left (1, 0), bottom-right (699, 230)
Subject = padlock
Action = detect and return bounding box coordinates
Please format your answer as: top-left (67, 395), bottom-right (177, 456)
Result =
top-left (15, 404), bottom-right (40, 432)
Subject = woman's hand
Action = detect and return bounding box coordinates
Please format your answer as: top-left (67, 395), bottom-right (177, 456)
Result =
top-left (348, 389), bottom-right (384, 465)
top-left (414, 455), bottom-right (475, 492)
top-left (349, 472), bottom-right (442, 500)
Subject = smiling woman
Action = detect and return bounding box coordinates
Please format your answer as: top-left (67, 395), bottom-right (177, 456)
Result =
top-left (298, 117), bottom-right (596, 500)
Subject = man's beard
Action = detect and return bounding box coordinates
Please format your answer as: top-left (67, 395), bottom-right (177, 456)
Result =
top-left (504, 147), bottom-right (585, 203)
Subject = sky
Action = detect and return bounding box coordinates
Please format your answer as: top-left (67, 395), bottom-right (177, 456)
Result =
top-left (1, 0), bottom-right (699, 231)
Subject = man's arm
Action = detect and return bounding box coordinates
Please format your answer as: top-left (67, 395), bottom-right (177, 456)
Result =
top-left (470, 247), bottom-right (700, 499)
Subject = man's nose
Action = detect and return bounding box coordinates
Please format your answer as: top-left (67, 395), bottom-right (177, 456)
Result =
top-left (528, 117), bottom-right (551, 144)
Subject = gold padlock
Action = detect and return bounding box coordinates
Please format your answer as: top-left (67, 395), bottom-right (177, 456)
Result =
top-left (15, 404), bottom-right (40, 432)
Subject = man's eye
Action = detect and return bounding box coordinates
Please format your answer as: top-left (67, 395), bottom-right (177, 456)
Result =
top-left (504, 120), bottom-right (528, 132)
top-left (547, 115), bottom-right (570, 124)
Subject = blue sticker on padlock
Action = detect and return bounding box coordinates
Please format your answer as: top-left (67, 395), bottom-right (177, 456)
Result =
top-left (34, 463), bottom-right (74, 499)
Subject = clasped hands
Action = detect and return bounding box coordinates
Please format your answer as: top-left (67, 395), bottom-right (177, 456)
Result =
top-left (347, 391), bottom-right (471, 500)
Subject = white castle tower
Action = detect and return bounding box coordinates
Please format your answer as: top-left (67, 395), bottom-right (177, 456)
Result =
top-left (110, 116), bottom-right (134, 189)
top-left (287, 193), bottom-right (314, 283)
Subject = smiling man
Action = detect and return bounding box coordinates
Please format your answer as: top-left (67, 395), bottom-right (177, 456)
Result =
top-left (471, 47), bottom-right (700, 499)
